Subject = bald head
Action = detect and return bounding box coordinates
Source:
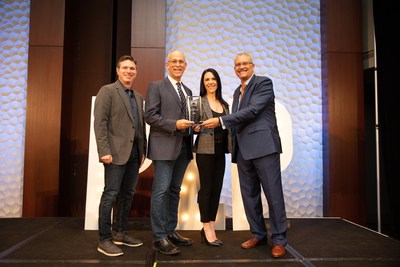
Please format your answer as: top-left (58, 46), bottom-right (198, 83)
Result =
top-left (166, 50), bottom-right (187, 81)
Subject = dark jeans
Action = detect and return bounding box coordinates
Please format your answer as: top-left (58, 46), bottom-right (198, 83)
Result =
top-left (98, 143), bottom-right (139, 242)
top-left (150, 142), bottom-right (191, 242)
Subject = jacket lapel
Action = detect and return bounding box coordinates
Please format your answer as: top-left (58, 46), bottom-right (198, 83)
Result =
top-left (238, 75), bottom-right (256, 110)
top-left (116, 82), bottom-right (134, 123)
top-left (165, 78), bottom-right (183, 109)
top-left (201, 96), bottom-right (213, 119)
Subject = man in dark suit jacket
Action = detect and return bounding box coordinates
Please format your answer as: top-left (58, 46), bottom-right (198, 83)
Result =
top-left (201, 53), bottom-right (287, 258)
top-left (145, 50), bottom-right (194, 255)
top-left (94, 55), bottom-right (147, 257)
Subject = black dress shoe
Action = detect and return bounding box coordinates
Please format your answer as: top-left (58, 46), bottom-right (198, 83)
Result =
top-left (167, 232), bottom-right (193, 246)
top-left (152, 239), bottom-right (180, 255)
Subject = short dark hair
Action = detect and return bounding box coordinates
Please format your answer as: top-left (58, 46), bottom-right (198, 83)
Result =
top-left (117, 55), bottom-right (137, 68)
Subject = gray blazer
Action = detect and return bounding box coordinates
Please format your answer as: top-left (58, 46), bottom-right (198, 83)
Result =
top-left (94, 80), bottom-right (146, 165)
top-left (145, 78), bottom-right (193, 160)
top-left (193, 96), bottom-right (232, 154)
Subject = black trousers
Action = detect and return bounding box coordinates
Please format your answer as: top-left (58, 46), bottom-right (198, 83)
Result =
top-left (196, 142), bottom-right (226, 222)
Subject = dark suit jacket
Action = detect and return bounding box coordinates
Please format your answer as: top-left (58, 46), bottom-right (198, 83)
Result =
top-left (94, 80), bottom-right (146, 165)
top-left (145, 77), bottom-right (193, 160)
top-left (222, 75), bottom-right (282, 163)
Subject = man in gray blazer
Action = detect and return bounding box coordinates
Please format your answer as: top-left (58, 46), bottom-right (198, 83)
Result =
top-left (202, 53), bottom-right (288, 258)
top-left (94, 55), bottom-right (147, 257)
top-left (145, 50), bottom-right (194, 255)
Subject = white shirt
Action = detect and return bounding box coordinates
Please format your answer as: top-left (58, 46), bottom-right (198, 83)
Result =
top-left (168, 75), bottom-right (187, 99)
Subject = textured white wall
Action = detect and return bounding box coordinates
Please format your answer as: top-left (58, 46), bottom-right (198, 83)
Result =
top-left (0, 0), bottom-right (322, 219)
top-left (166, 0), bottom-right (323, 218)
top-left (0, 0), bottom-right (30, 217)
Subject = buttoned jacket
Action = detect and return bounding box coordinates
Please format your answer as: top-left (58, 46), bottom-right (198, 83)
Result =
top-left (222, 75), bottom-right (282, 163)
top-left (145, 78), bottom-right (193, 160)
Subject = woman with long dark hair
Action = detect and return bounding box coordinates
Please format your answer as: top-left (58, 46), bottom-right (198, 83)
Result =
top-left (193, 68), bottom-right (232, 246)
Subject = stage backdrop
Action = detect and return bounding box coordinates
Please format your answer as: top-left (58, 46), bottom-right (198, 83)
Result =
top-left (84, 0), bottom-right (322, 230)
top-left (0, 0), bottom-right (322, 220)
top-left (164, 0), bottom-right (323, 221)
top-left (0, 0), bottom-right (30, 217)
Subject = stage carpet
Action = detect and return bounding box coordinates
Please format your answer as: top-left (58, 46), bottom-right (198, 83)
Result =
top-left (0, 217), bottom-right (399, 266)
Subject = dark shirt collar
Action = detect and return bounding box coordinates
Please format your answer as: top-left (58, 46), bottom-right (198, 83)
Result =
top-left (117, 79), bottom-right (131, 91)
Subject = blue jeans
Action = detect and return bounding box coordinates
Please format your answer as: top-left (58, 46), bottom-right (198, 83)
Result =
top-left (98, 143), bottom-right (139, 242)
top-left (151, 144), bottom-right (191, 242)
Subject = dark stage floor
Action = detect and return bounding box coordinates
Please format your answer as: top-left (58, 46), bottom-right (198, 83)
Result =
top-left (0, 217), bottom-right (399, 266)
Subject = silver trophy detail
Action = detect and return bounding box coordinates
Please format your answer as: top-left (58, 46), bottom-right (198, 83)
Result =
top-left (186, 96), bottom-right (202, 124)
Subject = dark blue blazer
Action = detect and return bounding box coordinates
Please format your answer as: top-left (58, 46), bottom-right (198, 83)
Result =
top-left (222, 75), bottom-right (282, 163)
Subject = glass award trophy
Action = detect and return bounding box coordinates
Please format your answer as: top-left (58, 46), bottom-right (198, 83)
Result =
top-left (186, 96), bottom-right (202, 124)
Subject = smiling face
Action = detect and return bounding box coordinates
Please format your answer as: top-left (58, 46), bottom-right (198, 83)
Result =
top-left (166, 50), bottom-right (187, 81)
top-left (203, 71), bottom-right (218, 95)
top-left (116, 59), bottom-right (137, 88)
top-left (234, 54), bottom-right (255, 83)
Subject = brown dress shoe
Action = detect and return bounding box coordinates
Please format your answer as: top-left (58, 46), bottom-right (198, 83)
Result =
top-left (271, 244), bottom-right (285, 258)
top-left (241, 237), bottom-right (267, 249)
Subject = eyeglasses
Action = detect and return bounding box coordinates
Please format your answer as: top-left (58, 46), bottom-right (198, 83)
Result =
top-left (168, 60), bottom-right (186, 65)
top-left (234, 62), bottom-right (254, 68)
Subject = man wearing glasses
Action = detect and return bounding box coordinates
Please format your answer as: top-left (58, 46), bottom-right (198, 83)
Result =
top-left (145, 50), bottom-right (195, 255)
top-left (202, 52), bottom-right (288, 258)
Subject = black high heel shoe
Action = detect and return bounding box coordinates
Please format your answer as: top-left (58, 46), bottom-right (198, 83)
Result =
top-left (215, 239), bottom-right (223, 245)
top-left (201, 228), bottom-right (221, 246)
